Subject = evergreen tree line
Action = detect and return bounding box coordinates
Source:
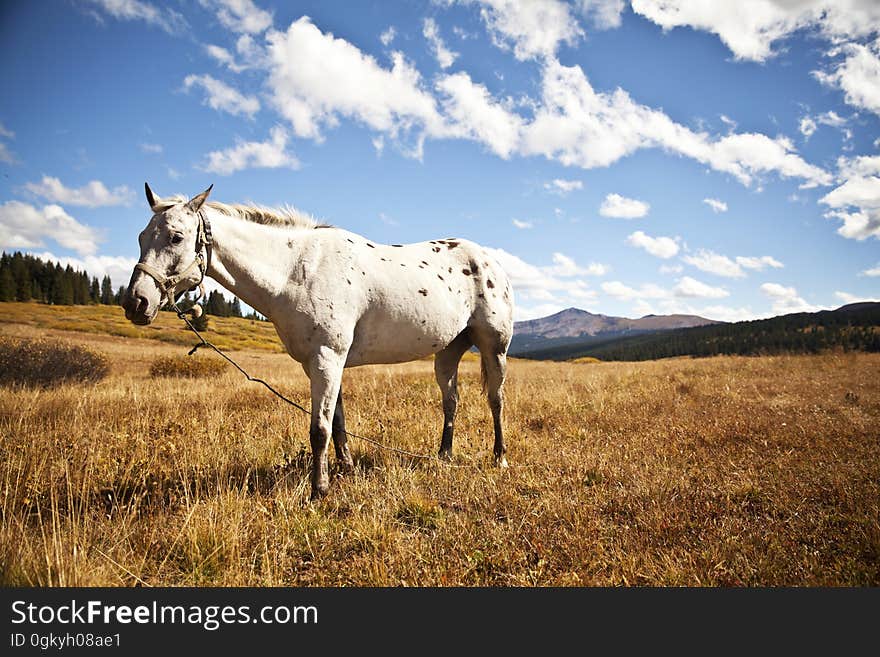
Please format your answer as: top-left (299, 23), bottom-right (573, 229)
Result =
top-left (519, 304), bottom-right (880, 362)
top-left (0, 251), bottom-right (126, 306)
top-left (0, 251), bottom-right (258, 320)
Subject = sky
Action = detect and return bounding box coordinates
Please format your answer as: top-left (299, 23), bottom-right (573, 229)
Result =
top-left (0, 0), bottom-right (879, 322)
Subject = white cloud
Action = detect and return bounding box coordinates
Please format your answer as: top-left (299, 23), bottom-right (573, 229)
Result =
top-left (140, 142), bottom-right (163, 154)
top-left (632, 0), bottom-right (880, 62)
top-left (600, 193), bottom-right (649, 218)
top-left (436, 72), bottom-right (523, 158)
top-left (266, 17), bottom-right (443, 147)
top-left (820, 174), bottom-right (880, 240)
top-left (547, 252), bottom-right (607, 276)
top-left (198, 0), bottom-right (272, 34)
top-left (380, 26), bottom-right (396, 46)
top-left (205, 44), bottom-right (245, 72)
top-left (544, 178), bottom-right (583, 195)
top-left (424, 18), bottom-right (459, 69)
top-left (659, 264), bottom-right (683, 274)
top-left (673, 276), bottom-right (729, 299)
top-left (24, 176), bottom-right (133, 207)
top-left (202, 125), bottom-right (299, 175)
top-left (626, 231), bottom-right (680, 259)
top-left (183, 74), bottom-right (260, 118)
top-left (799, 116), bottom-right (817, 138)
top-left (601, 280), bottom-right (669, 300)
top-left (835, 291), bottom-right (880, 304)
top-left (0, 122), bottom-right (16, 164)
top-left (485, 247), bottom-right (600, 319)
top-left (473, 0), bottom-right (584, 61)
top-left (760, 282), bottom-right (827, 314)
top-left (682, 249), bottom-right (745, 278)
top-left (861, 264), bottom-right (880, 277)
top-left (0, 201), bottom-right (101, 256)
top-left (814, 39), bottom-right (880, 118)
top-left (703, 198), bottom-right (728, 213)
top-left (28, 251), bottom-right (137, 290)
top-left (520, 59), bottom-right (831, 188)
top-left (512, 219), bottom-right (533, 229)
top-left (86, 0), bottom-right (186, 34)
top-left (577, 0), bottom-right (625, 30)
top-left (736, 255), bottom-right (784, 271)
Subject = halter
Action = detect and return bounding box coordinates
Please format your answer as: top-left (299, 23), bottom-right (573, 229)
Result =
top-left (134, 209), bottom-right (213, 305)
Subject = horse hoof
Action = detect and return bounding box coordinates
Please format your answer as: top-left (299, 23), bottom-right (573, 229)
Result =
top-left (494, 455), bottom-right (509, 469)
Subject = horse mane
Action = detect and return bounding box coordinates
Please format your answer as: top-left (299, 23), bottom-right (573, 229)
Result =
top-left (154, 195), bottom-right (332, 229)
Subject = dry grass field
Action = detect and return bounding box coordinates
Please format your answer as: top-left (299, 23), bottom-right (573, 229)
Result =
top-left (0, 306), bottom-right (878, 586)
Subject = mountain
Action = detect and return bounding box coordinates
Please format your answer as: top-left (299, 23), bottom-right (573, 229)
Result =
top-left (514, 302), bottom-right (880, 362)
top-left (510, 307), bottom-right (719, 355)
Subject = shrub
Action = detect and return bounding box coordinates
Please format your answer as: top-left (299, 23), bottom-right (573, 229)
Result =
top-left (150, 354), bottom-right (227, 378)
top-left (0, 337), bottom-right (109, 388)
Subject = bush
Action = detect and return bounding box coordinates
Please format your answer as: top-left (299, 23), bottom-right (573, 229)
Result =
top-left (0, 337), bottom-right (109, 388)
top-left (150, 354), bottom-right (227, 378)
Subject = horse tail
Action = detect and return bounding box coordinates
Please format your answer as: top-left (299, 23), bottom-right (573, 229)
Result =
top-left (480, 352), bottom-right (488, 396)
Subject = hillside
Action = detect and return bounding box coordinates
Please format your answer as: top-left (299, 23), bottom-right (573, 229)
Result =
top-left (516, 302), bottom-right (880, 361)
top-left (0, 302), bottom-right (285, 352)
top-left (510, 307), bottom-right (718, 355)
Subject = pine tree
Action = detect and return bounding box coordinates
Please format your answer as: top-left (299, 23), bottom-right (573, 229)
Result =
top-left (90, 277), bottom-right (100, 303)
top-left (101, 275), bottom-right (113, 305)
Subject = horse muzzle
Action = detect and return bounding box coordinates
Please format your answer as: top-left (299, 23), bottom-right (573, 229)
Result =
top-left (122, 288), bottom-right (160, 325)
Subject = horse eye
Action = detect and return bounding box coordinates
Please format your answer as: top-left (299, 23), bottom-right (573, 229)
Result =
top-left (170, 234), bottom-right (184, 245)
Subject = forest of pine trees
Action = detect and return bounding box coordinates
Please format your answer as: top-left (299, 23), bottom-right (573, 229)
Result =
top-left (0, 251), bottom-right (254, 320)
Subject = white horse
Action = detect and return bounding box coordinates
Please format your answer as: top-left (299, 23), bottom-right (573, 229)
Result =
top-left (123, 184), bottom-right (514, 498)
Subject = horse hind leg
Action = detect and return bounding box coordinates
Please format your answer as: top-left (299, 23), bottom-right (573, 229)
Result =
top-left (331, 388), bottom-right (354, 473)
top-left (434, 330), bottom-right (473, 460)
top-left (480, 349), bottom-right (508, 468)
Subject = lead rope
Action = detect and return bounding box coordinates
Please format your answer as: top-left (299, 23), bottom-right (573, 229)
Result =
top-left (168, 299), bottom-right (441, 463)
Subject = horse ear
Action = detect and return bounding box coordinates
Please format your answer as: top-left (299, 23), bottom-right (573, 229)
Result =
top-left (145, 182), bottom-right (161, 212)
top-left (186, 184), bottom-right (213, 213)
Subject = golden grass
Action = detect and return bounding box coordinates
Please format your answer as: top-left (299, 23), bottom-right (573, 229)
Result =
top-left (0, 320), bottom-right (878, 586)
top-left (150, 354), bottom-right (228, 379)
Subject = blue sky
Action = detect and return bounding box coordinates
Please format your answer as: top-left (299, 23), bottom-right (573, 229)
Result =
top-left (0, 0), bottom-right (878, 321)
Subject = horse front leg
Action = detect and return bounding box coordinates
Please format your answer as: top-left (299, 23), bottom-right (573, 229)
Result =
top-left (308, 348), bottom-right (346, 499)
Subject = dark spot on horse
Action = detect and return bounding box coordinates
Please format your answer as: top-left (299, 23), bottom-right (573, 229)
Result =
top-left (469, 260), bottom-right (479, 274)
top-left (421, 261), bottom-right (429, 266)
top-left (432, 247), bottom-right (441, 253)
top-left (447, 267), bottom-right (452, 273)
top-left (448, 287), bottom-right (452, 292)
top-left (347, 279), bottom-right (351, 285)
top-left (462, 268), bottom-right (472, 276)
top-left (437, 274), bottom-right (444, 281)
top-left (361, 271), bottom-right (365, 275)
top-left (367, 243), bottom-right (375, 248)
top-left (487, 279), bottom-right (495, 288)
top-left (401, 263), bottom-right (406, 267)
top-left (418, 289), bottom-right (428, 296)
top-left (478, 293), bottom-right (485, 298)
top-left (392, 244), bottom-right (403, 247)
top-left (381, 257), bottom-right (388, 261)
top-left (483, 261), bottom-right (489, 267)
top-left (419, 264), bottom-right (425, 269)
top-left (446, 241), bottom-right (459, 249)
top-left (346, 238), bottom-right (354, 243)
